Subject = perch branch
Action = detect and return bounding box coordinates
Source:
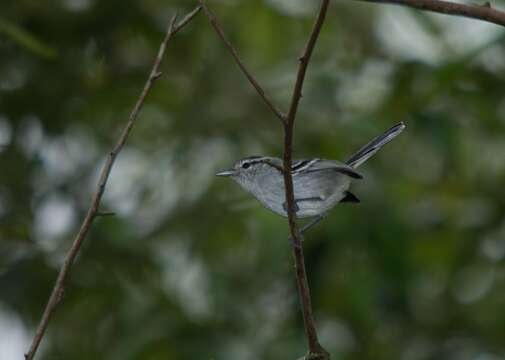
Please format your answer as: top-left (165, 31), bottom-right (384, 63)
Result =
top-left (24, 7), bottom-right (201, 360)
top-left (283, 0), bottom-right (330, 359)
top-left (201, 0), bottom-right (331, 357)
top-left (199, 0), bottom-right (287, 124)
top-left (357, 0), bottom-right (505, 27)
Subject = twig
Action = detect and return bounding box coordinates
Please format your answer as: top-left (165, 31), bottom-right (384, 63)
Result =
top-left (282, 0), bottom-right (331, 359)
top-left (356, 0), bottom-right (505, 27)
top-left (24, 7), bottom-right (201, 360)
top-left (199, 0), bottom-right (287, 124)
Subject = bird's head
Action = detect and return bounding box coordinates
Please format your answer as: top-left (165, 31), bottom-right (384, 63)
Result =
top-left (216, 156), bottom-right (276, 190)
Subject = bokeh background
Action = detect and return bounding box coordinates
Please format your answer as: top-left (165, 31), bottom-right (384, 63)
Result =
top-left (1, 0), bottom-right (505, 359)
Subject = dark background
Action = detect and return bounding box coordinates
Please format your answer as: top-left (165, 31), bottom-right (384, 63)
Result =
top-left (1, 1), bottom-right (505, 359)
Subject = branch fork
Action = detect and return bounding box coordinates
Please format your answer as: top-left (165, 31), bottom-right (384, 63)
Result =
top-left (202, 1), bottom-right (330, 358)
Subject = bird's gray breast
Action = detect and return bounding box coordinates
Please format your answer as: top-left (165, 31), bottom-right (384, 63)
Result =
top-left (251, 168), bottom-right (286, 216)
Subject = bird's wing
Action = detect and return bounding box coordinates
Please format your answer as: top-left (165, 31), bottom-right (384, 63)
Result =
top-left (292, 159), bottom-right (362, 179)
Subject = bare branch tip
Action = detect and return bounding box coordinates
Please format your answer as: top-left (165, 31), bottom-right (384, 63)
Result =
top-left (200, 1), bottom-right (212, 16)
top-left (168, 13), bottom-right (178, 31)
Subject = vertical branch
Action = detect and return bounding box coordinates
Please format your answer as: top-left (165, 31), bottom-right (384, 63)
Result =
top-left (24, 7), bottom-right (201, 360)
top-left (283, 0), bottom-right (330, 359)
top-left (202, 0), bottom-right (331, 357)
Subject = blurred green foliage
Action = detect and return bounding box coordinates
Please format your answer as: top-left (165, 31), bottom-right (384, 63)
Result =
top-left (1, 0), bottom-right (505, 359)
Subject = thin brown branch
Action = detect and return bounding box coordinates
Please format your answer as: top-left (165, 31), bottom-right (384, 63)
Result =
top-left (282, 0), bottom-right (330, 359)
top-left (200, 0), bottom-right (331, 357)
top-left (357, 0), bottom-right (505, 27)
top-left (24, 7), bottom-right (201, 360)
top-left (199, 0), bottom-right (287, 124)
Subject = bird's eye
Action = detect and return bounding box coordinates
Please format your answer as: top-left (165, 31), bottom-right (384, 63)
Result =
top-left (242, 162), bottom-right (250, 169)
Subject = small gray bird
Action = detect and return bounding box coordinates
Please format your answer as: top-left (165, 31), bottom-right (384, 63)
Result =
top-left (217, 122), bottom-right (405, 225)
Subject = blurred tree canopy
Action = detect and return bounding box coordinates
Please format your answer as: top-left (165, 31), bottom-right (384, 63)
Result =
top-left (1, 0), bottom-right (505, 359)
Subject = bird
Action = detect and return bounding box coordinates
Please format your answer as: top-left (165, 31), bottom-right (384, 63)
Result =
top-left (216, 122), bottom-right (405, 230)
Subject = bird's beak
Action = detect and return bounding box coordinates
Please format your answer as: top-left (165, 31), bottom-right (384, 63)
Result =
top-left (216, 169), bottom-right (235, 177)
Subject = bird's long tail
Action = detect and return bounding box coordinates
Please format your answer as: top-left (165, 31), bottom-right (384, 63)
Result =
top-left (345, 122), bottom-right (405, 168)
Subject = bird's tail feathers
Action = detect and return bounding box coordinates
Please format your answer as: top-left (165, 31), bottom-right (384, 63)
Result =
top-left (345, 122), bottom-right (405, 168)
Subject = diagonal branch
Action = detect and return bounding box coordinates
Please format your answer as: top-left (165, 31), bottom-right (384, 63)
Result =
top-left (282, 0), bottom-right (331, 359)
top-left (356, 0), bottom-right (505, 27)
top-left (199, 0), bottom-right (287, 124)
top-left (24, 7), bottom-right (201, 360)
